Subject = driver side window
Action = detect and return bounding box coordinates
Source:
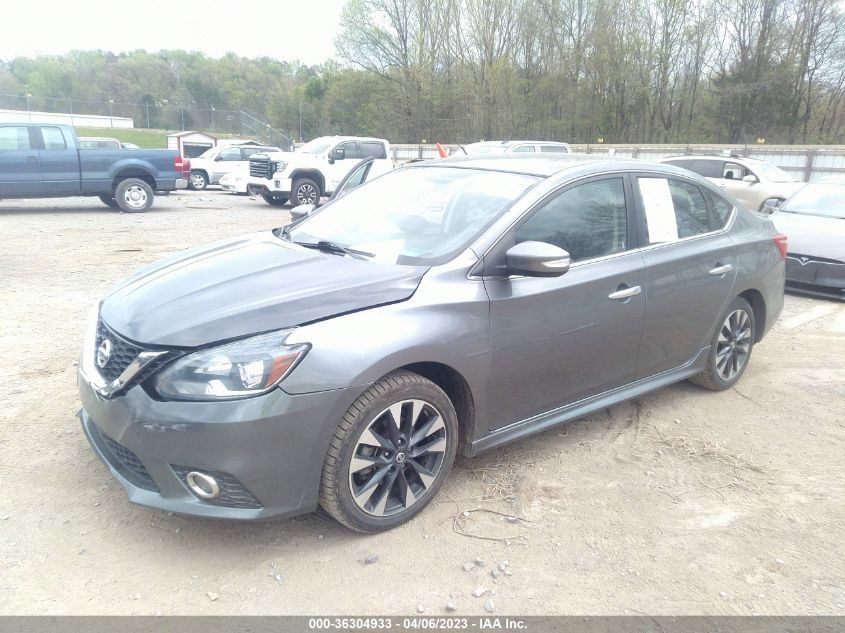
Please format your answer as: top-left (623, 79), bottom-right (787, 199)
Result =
top-left (515, 178), bottom-right (628, 262)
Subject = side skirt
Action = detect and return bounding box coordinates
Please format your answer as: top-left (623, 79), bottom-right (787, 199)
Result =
top-left (467, 346), bottom-right (710, 457)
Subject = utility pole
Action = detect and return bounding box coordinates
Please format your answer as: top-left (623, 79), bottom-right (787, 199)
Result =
top-left (108, 97), bottom-right (114, 128)
top-left (145, 103), bottom-right (150, 129)
top-left (211, 106), bottom-right (215, 132)
top-left (25, 93), bottom-right (31, 120)
top-left (299, 97), bottom-right (302, 142)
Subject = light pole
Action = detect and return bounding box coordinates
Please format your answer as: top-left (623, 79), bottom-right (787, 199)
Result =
top-left (25, 93), bottom-right (32, 120)
top-left (211, 106), bottom-right (215, 132)
top-left (299, 97), bottom-right (302, 142)
top-left (108, 97), bottom-right (114, 128)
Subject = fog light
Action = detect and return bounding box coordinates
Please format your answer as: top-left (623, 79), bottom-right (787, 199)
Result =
top-left (185, 471), bottom-right (220, 499)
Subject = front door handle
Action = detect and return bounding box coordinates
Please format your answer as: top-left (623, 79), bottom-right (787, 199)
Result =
top-left (709, 263), bottom-right (734, 276)
top-left (608, 285), bottom-right (642, 301)
top-left (26, 155), bottom-right (39, 162)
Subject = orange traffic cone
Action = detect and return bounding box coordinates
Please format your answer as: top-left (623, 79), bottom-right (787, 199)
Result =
top-left (435, 143), bottom-right (448, 158)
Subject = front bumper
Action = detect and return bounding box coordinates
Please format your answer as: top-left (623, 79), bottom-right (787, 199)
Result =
top-left (78, 370), bottom-right (363, 519)
top-left (785, 255), bottom-right (845, 301)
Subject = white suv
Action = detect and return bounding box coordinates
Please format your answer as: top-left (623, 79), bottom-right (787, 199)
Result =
top-left (661, 155), bottom-right (804, 211)
top-left (189, 144), bottom-right (280, 190)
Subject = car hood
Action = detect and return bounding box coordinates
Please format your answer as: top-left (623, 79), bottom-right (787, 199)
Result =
top-left (100, 232), bottom-right (428, 347)
top-left (771, 211), bottom-right (845, 260)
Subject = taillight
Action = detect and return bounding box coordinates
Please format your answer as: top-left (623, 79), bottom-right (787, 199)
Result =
top-left (174, 155), bottom-right (191, 178)
top-left (773, 233), bottom-right (788, 260)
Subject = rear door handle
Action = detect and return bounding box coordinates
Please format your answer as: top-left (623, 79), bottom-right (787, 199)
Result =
top-left (608, 285), bottom-right (642, 301)
top-left (709, 264), bottom-right (733, 275)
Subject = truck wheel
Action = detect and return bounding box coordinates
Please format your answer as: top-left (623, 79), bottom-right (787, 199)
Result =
top-left (189, 171), bottom-right (208, 190)
top-left (292, 178), bottom-right (320, 206)
top-left (261, 193), bottom-right (289, 206)
top-left (115, 178), bottom-right (154, 213)
top-left (98, 194), bottom-right (120, 209)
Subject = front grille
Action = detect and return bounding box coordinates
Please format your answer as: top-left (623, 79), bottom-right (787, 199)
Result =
top-left (95, 319), bottom-right (143, 383)
top-left (89, 423), bottom-right (159, 492)
top-left (171, 466), bottom-right (263, 509)
top-left (249, 155), bottom-right (274, 179)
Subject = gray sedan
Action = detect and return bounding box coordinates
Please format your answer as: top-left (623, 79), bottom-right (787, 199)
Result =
top-left (771, 182), bottom-right (845, 300)
top-left (78, 155), bottom-right (786, 532)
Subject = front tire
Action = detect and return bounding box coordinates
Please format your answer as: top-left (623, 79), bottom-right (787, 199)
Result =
top-left (114, 178), bottom-right (154, 213)
top-left (291, 177), bottom-right (320, 206)
top-left (319, 371), bottom-right (458, 533)
top-left (98, 194), bottom-right (120, 209)
top-left (689, 296), bottom-right (756, 391)
top-left (261, 193), bottom-right (289, 206)
top-left (189, 171), bottom-right (208, 190)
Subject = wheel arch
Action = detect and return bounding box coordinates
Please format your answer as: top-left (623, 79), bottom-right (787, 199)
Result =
top-left (112, 168), bottom-right (156, 194)
top-left (738, 288), bottom-right (766, 342)
top-left (289, 169), bottom-right (325, 195)
top-left (397, 361), bottom-right (476, 456)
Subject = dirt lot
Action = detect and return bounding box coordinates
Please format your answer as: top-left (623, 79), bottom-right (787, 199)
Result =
top-left (1, 191), bottom-right (843, 616)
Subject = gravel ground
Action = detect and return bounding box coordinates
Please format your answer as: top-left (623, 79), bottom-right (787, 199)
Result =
top-left (1, 191), bottom-right (844, 615)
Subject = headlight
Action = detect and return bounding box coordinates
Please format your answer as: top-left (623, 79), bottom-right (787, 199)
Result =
top-left (272, 161), bottom-right (287, 175)
top-left (153, 330), bottom-right (309, 401)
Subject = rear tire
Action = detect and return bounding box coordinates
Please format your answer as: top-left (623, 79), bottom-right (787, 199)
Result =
top-left (261, 193), bottom-right (289, 206)
top-left (98, 194), bottom-right (120, 209)
top-left (291, 177), bottom-right (320, 206)
top-left (319, 370), bottom-right (458, 533)
top-left (114, 178), bottom-right (154, 213)
top-left (689, 296), bottom-right (756, 391)
top-left (189, 171), bottom-right (208, 190)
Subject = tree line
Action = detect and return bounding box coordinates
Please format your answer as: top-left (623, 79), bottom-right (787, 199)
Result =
top-left (1, 0), bottom-right (843, 144)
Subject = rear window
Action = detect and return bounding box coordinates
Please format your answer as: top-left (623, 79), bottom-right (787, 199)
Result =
top-left (638, 177), bottom-right (714, 243)
top-left (41, 127), bottom-right (67, 150)
top-left (540, 144), bottom-right (570, 153)
top-left (360, 142), bottom-right (387, 159)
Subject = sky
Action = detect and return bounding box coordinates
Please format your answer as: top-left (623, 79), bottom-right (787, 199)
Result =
top-left (0, 0), bottom-right (347, 65)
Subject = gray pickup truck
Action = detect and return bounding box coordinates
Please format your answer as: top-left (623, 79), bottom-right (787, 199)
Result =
top-left (0, 123), bottom-right (189, 212)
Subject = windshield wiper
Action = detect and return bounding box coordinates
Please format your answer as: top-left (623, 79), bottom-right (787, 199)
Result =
top-left (293, 240), bottom-right (374, 260)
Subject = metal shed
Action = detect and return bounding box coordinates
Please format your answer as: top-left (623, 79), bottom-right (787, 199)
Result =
top-left (166, 131), bottom-right (218, 158)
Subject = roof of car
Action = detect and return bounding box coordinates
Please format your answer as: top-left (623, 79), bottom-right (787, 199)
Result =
top-left (427, 153), bottom-right (674, 177)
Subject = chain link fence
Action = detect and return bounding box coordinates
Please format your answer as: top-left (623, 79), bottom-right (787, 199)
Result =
top-left (0, 93), bottom-right (293, 148)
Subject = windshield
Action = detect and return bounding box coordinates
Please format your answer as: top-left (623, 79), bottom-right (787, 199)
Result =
top-left (298, 137), bottom-right (334, 155)
top-left (287, 166), bottom-right (538, 265)
top-left (781, 184), bottom-right (845, 219)
top-left (752, 161), bottom-right (794, 183)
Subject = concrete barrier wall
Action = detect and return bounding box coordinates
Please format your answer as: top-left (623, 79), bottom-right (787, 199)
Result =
top-left (0, 109), bottom-right (134, 129)
top-left (390, 143), bottom-right (845, 182)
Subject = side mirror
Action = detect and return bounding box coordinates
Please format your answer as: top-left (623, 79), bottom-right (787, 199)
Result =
top-left (743, 174), bottom-right (758, 183)
top-left (505, 241), bottom-right (571, 277)
top-left (761, 199), bottom-right (780, 215)
top-left (332, 147), bottom-right (345, 161)
top-left (290, 203), bottom-right (317, 222)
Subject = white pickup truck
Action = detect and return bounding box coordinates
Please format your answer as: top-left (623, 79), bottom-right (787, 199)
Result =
top-left (248, 136), bottom-right (393, 206)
